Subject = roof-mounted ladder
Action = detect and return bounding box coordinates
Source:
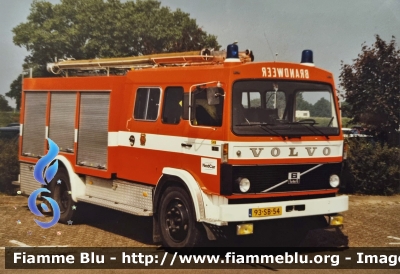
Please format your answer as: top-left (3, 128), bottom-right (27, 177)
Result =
top-left (47, 49), bottom-right (253, 76)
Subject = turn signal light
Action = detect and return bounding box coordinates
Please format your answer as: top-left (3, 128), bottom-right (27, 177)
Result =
top-left (236, 223), bottom-right (253, 235)
top-left (343, 141), bottom-right (349, 160)
top-left (329, 215), bottom-right (343, 226)
top-left (222, 143), bottom-right (228, 163)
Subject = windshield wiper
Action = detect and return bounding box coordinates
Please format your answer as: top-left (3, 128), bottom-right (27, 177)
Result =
top-left (236, 122), bottom-right (287, 140)
top-left (294, 120), bottom-right (330, 139)
top-left (327, 117), bottom-right (334, 127)
top-left (259, 124), bottom-right (287, 140)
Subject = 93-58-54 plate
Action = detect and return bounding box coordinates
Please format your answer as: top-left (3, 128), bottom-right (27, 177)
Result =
top-left (249, 207), bottom-right (282, 217)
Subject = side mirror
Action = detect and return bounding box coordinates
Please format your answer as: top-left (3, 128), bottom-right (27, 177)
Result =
top-left (206, 87), bottom-right (222, 105)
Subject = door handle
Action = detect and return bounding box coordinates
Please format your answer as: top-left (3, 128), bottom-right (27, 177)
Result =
top-left (181, 143), bottom-right (193, 148)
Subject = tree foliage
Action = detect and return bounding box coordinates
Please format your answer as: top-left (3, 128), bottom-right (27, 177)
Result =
top-left (8, 0), bottom-right (221, 105)
top-left (342, 139), bottom-right (400, 195)
top-left (296, 94), bottom-right (331, 117)
top-left (296, 93), bottom-right (313, 112)
top-left (6, 75), bottom-right (22, 110)
top-left (311, 97), bottom-right (330, 117)
top-left (0, 95), bottom-right (12, 112)
top-left (339, 35), bottom-right (400, 139)
top-left (14, 0), bottom-right (220, 63)
top-left (340, 101), bottom-right (351, 118)
top-left (0, 140), bottom-right (19, 194)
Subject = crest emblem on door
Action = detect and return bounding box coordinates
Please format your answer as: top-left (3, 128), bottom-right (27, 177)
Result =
top-left (140, 133), bottom-right (146, 146)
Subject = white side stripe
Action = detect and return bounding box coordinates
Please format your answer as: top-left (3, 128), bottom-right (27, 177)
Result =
top-left (108, 132), bottom-right (118, 146)
top-left (117, 131), bottom-right (221, 158)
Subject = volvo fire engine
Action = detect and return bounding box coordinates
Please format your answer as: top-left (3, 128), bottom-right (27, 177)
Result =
top-left (18, 43), bottom-right (348, 248)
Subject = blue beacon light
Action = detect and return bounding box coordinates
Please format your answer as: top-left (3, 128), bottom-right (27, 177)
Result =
top-left (226, 42), bottom-right (240, 62)
top-left (301, 49), bottom-right (315, 66)
top-left (227, 43), bottom-right (239, 59)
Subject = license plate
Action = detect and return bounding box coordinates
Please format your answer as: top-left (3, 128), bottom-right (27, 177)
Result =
top-left (249, 207), bottom-right (282, 217)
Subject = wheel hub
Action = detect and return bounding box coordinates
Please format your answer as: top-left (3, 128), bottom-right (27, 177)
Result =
top-left (165, 200), bottom-right (189, 242)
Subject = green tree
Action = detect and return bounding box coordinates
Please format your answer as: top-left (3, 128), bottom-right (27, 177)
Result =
top-left (340, 100), bottom-right (351, 118)
top-left (311, 97), bottom-right (331, 117)
top-left (0, 95), bottom-right (12, 112)
top-left (0, 140), bottom-right (19, 194)
top-left (8, 0), bottom-right (221, 105)
top-left (339, 35), bottom-right (400, 141)
top-left (296, 92), bottom-right (313, 111)
top-left (6, 75), bottom-right (22, 110)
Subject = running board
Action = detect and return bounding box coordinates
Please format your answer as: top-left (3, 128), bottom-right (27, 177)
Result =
top-left (77, 195), bottom-right (153, 216)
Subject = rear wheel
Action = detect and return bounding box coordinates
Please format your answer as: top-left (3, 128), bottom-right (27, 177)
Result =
top-left (158, 186), bottom-right (203, 248)
top-left (49, 168), bottom-right (75, 223)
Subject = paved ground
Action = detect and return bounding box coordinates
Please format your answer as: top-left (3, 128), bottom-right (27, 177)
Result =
top-left (1, 194), bottom-right (400, 273)
top-left (302, 194), bottom-right (400, 247)
top-left (0, 195), bottom-right (155, 248)
top-left (3, 194), bottom-right (399, 249)
top-left (339, 195), bottom-right (400, 247)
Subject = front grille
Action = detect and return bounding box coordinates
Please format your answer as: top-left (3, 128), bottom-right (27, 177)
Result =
top-left (232, 163), bottom-right (341, 193)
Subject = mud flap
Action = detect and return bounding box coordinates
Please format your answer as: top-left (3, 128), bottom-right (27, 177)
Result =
top-left (152, 214), bottom-right (161, 243)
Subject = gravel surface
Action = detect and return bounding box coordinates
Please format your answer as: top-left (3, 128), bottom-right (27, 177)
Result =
top-left (1, 194), bottom-right (399, 249)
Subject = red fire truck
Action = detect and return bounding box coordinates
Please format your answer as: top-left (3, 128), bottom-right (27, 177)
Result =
top-left (18, 43), bottom-right (348, 248)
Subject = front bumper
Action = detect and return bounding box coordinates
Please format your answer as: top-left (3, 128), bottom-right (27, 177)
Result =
top-left (217, 195), bottom-right (348, 223)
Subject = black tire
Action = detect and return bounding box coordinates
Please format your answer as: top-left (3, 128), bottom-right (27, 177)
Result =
top-left (158, 186), bottom-right (203, 249)
top-left (49, 167), bottom-right (76, 223)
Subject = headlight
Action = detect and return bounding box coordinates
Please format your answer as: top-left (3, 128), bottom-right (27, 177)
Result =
top-left (237, 177), bottom-right (251, 193)
top-left (329, 174), bottom-right (340, 188)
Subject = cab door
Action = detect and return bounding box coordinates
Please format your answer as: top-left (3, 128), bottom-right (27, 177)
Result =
top-left (121, 87), bottom-right (162, 183)
top-left (180, 86), bottom-right (225, 193)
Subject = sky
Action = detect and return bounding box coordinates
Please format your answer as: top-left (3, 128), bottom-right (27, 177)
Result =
top-left (0, 0), bottom-right (399, 107)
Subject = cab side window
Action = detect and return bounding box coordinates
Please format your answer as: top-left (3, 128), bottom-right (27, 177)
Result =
top-left (162, 87), bottom-right (183, 124)
top-left (134, 88), bottom-right (161, 121)
top-left (192, 87), bottom-right (224, 127)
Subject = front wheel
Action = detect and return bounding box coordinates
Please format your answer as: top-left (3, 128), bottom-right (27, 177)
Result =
top-left (158, 186), bottom-right (203, 248)
top-left (49, 168), bottom-right (76, 223)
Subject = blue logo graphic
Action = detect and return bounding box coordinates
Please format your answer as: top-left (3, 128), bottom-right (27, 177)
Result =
top-left (27, 138), bottom-right (61, 229)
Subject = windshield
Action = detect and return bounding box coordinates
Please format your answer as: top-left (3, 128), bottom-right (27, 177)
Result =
top-left (232, 80), bottom-right (339, 137)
